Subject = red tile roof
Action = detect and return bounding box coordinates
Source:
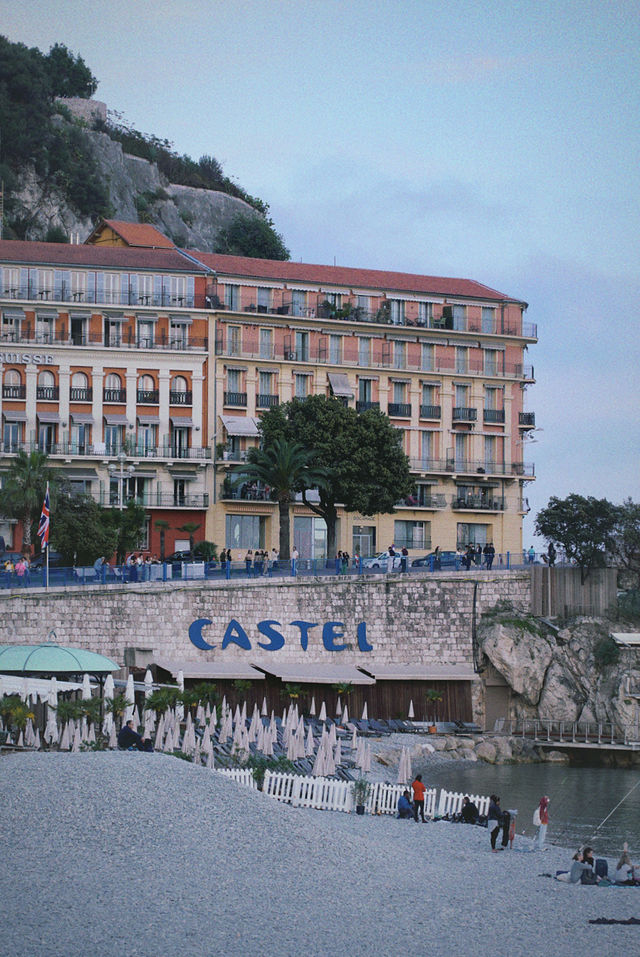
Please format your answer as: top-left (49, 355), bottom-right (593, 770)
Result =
top-left (87, 220), bottom-right (176, 249)
top-left (192, 251), bottom-right (521, 303)
top-left (0, 239), bottom-right (208, 273)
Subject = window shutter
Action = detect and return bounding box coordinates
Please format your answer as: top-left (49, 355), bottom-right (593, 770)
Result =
top-left (96, 272), bottom-right (105, 302)
top-left (86, 271), bottom-right (96, 303)
top-left (187, 276), bottom-right (195, 306)
top-left (128, 273), bottom-right (138, 303)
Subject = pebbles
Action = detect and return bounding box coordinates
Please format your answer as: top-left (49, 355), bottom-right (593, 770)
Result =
top-left (1, 751), bottom-right (637, 956)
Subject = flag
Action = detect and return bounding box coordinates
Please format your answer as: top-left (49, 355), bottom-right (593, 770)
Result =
top-left (38, 482), bottom-right (50, 549)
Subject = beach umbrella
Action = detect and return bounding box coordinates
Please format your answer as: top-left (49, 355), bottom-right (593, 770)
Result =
top-left (108, 724), bottom-right (117, 749)
top-left (124, 675), bottom-right (135, 722)
top-left (132, 705), bottom-right (140, 729)
top-left (396, 747), bottom-right (407, 784)
top-left (71, 726), bottom-right (81, 752)
top-left (81, 673), bottom-right (92, 700)
top-left (176, 671), bottom-right (184, 722)
top-left (45, 680), bottom-right (59, 744)
top-left (210, 705), bottom-right (217, 729)
top-left (286, 731), bottom-right (297, 761)
top-left (334, 740), bottom-right (342, 767)
top-left (408, 700), bottom-right (415, 719)
top-left (205, 702), bottom-right (211, 721)
top-left (329, 723), bottom-right (337, 747)
top-left (312, 743), bottom-right (326, 776)
top-left (103, 674), bottom-right (114, 700)
top-left (196, 703), bottom-right (205, 725)
top-left (319, 701), bottom-right (327, 722)
top-left (405, 747), bottom-right (412, 782)
top-left (305, 724), bottom-right (315, 756)
top-left (351, 728), bottom-right (357, 751)
top-left (336, 696), bottom-right (342, 717)
top-left (34, 728), bottom-right (41, 749)
top-left (60, 723), bottom-right (71, 750)
top-left (201, 723), bottom-right (211, 750)
top-left (24, 718), bottom-right (35, 747)
top-left (20, 676), bottom-right (29, 702)
top-left (163, 726), bottom-right (174, 752)
top-left (324, 740), bottom-right (336, 777)
top-left (80, 716), bottom-right (89, 743)
top-left (17, 730), bottom-right (24, 747)
top-left (342, 703), bottom-right (349, 725)
top-left (206, 744), bottom-right (215, 769)
top-left (192, 738), bottom-right (201, 764)
top-left (309, 695), bottom-right (316, 717)
top-left (261, 697), bottom-right (268, 717)
top-left (154, 719), bottom-right (165, 751)
top-left (88, 723), bottom-right (96, 744)
top-left (263, 726), bottom-right (274, 757)
top-left (241, 701), bottom-right (247, 724)
top-left (362, 742), bottom-right (372, 773)
top-left (361, 702), bottom-right (368, 721)
top-left (144, 668), bottom-right (153, 699)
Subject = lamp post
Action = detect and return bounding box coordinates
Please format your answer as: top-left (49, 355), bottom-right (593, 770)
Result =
top-left (108, 452), bottom-right (135, 510)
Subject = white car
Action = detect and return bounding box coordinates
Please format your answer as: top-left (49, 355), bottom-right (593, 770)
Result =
top-left (361, 551), bottom-right (403, 570)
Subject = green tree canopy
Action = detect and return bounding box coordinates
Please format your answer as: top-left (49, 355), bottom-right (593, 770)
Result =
top-left (233, 438), bottom-right (329, 559)
top-left (257, 396), bottom-right (414, 560)
top-left (44, 43), bottom-right (98, 99)
top-left (609, 498), bottom-right (640, 587)
top-left (535, 494), bottom-right (619, 582)
top-left (105, 501), bottom-right (147, 564)
top-left (215, 212), bottom-right (290, 261)
top-left (0, 450), bottom-right (59, 549)
top-left (50, 494), bottom-right (118, 565)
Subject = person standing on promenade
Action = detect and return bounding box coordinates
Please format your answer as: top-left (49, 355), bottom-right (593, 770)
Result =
top-left (534, 795), bottom-right (549, 849)
top-left (411, 774), bottom-right (427, 822)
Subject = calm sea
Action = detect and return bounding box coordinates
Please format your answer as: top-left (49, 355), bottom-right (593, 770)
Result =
top-left (424, 762), bottom-right (640, 859)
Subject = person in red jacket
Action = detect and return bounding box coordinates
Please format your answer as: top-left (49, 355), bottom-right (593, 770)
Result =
top-left (412, 774), bottom-right (427, 822)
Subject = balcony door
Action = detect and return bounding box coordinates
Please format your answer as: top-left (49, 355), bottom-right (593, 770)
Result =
top-left (172, 427), bottom-right (189, 458)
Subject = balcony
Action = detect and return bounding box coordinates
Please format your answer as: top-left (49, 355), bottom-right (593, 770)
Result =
top-left (224, 391), bottom-right (247, 407)
top-left (2, 385), bottom-right (26, 399)
top-left (519, 412), bottom-right (536, 428)
top-left (154, 492), bottom-right (209, 509)
top-left (452, 495), bottom-right (506, 511)
top-left (70, 388), bottom-right (93, 402)
top-left (356, 400), bottom-right (380, 412)
top-left (483, 409), bottom-right (505, 424)
top-left (221, 481), bottom-right (272, 501)
top-left (256, 394), bottom-right (279, 408)
top-left (452, 407), bottom-right (477, 422)
top-left (1, 283), bottom-right (209, 310)
top-left (104, 389), bottom-right (127, 403)
top-left (387, 402), bottom-right (411, 417)
top-left (220, 448), bottom-right (249, 462)
top-left (137, 390), bottom-right (159, 404)
top-left (396, 492), bottom-right (447, 509)
top-left (36, 386), bottom-right (59, 400)
top-left (0, 319), bottom-right (208, 353)
top-left (419, 404), bottom-right (441, 419)
top-left (169, 391), bottom-right (192, 405)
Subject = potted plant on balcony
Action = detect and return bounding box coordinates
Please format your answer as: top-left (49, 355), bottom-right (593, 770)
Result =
top-left (352, 776), bottom-right (371, 815)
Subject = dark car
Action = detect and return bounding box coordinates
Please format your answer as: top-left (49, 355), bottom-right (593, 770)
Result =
top-left (30, 550), bottom-right (66, 570)
top-left (165, 550), bottom-right (195, 563)
top-left (411, 550), bottom-right (460, 569)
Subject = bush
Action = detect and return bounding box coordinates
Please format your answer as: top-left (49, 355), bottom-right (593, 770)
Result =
top-left (593, 636), bottom-right (621, 669)
top-left (194, 540), bottom-right (217, 561)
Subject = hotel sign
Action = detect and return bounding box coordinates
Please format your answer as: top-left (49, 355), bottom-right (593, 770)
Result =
top-left (189, 618), bottom-right (373, 653)
top-left (0, 352), bottom-right (54, 366)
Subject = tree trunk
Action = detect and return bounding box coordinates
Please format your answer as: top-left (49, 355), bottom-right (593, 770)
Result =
top-left (23, 514), bottom-right (32, 550)
top-left (159, 529), bottom-right (165, 561)
top-left (279, 496), bottom-right (291, 560)
top-left (325, 504), bottom-right (338, 566)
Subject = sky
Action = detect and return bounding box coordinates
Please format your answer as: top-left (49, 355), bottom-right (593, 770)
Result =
top-left (2, 0), bottom-right (638, 546)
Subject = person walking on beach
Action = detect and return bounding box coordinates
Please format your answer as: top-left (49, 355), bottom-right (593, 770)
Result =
top-left (534, 795), bottom-right (549, 849)
top-left (411, 774), bottom-right (427, 822)
top-left (488, 795), bottom-right (510, 851)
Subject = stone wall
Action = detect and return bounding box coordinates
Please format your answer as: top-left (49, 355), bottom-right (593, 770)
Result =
top-left (3, 571), bottom-right (531, 672)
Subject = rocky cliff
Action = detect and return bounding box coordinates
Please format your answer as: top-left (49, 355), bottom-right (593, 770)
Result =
top-left (8, 119), bottom-right (261, 250)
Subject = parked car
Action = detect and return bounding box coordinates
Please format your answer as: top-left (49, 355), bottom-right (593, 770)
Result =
top-left (30, 550), bottom-right (66, 570)
top-left (411, 550), bottom-right (459, 569)
top-left (164, 550), bottom-right (196, 564)
top-left (361, 551), bottom-right (403, 570)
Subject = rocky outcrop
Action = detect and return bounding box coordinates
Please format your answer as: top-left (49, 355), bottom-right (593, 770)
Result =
top-left (8, 121), bottom-right (261, 249)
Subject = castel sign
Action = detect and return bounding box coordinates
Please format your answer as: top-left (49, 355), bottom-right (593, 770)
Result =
top-left (189, 618), bottom-right (373, 653)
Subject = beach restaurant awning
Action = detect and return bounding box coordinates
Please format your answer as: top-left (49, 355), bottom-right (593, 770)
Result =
top-left (252, 663), bottom-right (375, 685)
top-left (357, 664), bottom-right (476, 681)
top-left (0, 674), bottom-right (84, 699)
top-left (0, 644), bottom-right (119, 675)
top-left (153, 658), bottom-right (265, 680)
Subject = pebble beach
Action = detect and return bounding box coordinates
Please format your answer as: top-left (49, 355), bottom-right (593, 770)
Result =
top-left (2, 751), bottom-right (639, 957)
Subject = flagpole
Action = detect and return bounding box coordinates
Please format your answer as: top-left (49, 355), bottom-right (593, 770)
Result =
top-left (46, 540), bottom-right (49, 590)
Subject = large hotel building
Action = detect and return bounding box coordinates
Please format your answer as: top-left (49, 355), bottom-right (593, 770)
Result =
top-left (0, 221), bottom-right (536, 560)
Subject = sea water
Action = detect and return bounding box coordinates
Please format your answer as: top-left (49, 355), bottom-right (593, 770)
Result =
top-left (424, 762), bottom-right (640, 859)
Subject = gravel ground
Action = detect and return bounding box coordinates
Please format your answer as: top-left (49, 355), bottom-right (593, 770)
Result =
top-left (2, 752), bottom-right (639, 957)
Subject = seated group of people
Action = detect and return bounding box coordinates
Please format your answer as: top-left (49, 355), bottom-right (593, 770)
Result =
top-left (556, 843), bottom-right (640, 885)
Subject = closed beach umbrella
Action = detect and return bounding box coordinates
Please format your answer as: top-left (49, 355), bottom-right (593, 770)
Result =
top-left (45, 681), bottom-right (59, 744)
top-left (34, 728), bottom-right (41, 749)
top-left (309, 696), bottom-right (316, 717)
top-left (319, 701), bottom-right (327, 722)
top-left (305, 724), bottom-right (315, 756)
top-left (408, 700), bottom-right (415, 719)
top-left (131, 705), bottom-right (140, 729)
top-left (334, 740), bottom-right (342, 767)
top-left (108, 723), bottom-right (117, 749)
top-left (71, 726), bottom-right (81, 752)
top-left (124, 675), bottom-right (135, 721)
top-left (361, 702), bottom-right (368, 721)
top-left (312, 743), bottom-right (326, 777)
top-left (154, 717), bottom-right (165, 751)
top-left (286, 731), bottom-right (297, 761)
top-left (352, 728), bottom-right (357, 751)
top-left (103, 674), bottom-right (114, 700)
top-left (261, 697), bottom-right (268, 717)
top-left (81, 673), bottom-right (91, 700)
top-left (342, 703), bottom-right (349, 725)
top-left (206, 744), bottom-right (215, 769)
top-left (336, 696), bottom-right (342, 717)
top-left (363, 742), bottom-right (372, 773)
top-left (144, 668), bottom-right (153, 698)
top-left (176, 671), bottom-right (184, 722)
top-left (60, 722), bottom-right (71, 750)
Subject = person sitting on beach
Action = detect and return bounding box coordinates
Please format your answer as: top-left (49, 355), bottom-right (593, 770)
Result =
top-left (615, 844), bottom-right (638, 885)
top-left (397, 790), bottom-right (413, 819)
top-left (411, 774), bottom-right (427, 822)
top-left (117, 719), bottom-right (153, 752)
top-left (488, 795), bottom-right (510, 851)
top-left (555, 848), bottom-right (598, 883)
top-left (460, 796), bottom-right (479, 825)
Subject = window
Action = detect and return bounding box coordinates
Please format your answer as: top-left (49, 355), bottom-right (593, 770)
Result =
top-left (170, 276), bottom-right (187, 305)
top-left (259, 371), bottom-right (273, 396)
top-left (455, 383), bottom-right (469, 407)
top-left (137, 374), bottom-right (157, 402)
top-left (171, 425), bottom-right (190, 458)
top-left (358, 338), bottom-right (371, 367)
top-left (36, 313), bottom-right (55, 343)
top-left (293, 515), bottom-right (327, 560)
top-left (70, 372), bottom-right (90, 401)
top-left (393, 381), bottom-right (406, 404)
top-left (170, 375), bottom-right (190, 405)
top-left (329, 335), bottom-right (342, 364)
top-left (484, 349), bottom-right (499, 375)
top-left (104, 316), bottom-right (122, 347)
top-left (295, 331), bottom-right (309, 361)
top-left (225, 285), bottom-right (240, 311)
top-left (257, 287), bottom-right (271, 312)
top-left (1, 311), bottom-right (21, 341)
top-left (70, 272), bottom-right (87, 302)
top-left (137, 423), bottom-right (157, 455)
top-left (259, 328), bottom-right (272, 359)
top-left (418, 302), bottom-right (433, 325)
top-left (3, 267), bottom-right (20, 296)
top-left (356, 295), bottom-right (369, 313)
top-left (325, 292), bottom-right (342, 310)
top-left (228, 326), bottom-right (240, 355)
top-left (393, 520), bottom-right (428, 550)
top-left (291, 290), bottom-right (306, 317)
top-left (104, 373), bottom-right (124, 403)
top-left (422, 383), bottom-right (436, 405)
top-left (169, 320), bottom-right (188, 349)
top-left (484, 386), bottom-right (498, 410)
top-left (457, 523), bottom-right (488, 547)
top-left (454, 432), bottom-right (467, 470)
top-left (70, 312), bottom-right (87, 345)
top-left (390, 300), bottom-right (405, 325)
top-left (70, 422), bottom-right (89, 455)
top-left (38, 422), bottom-right (55, 454)
top-left (37, 269), bottom-right (54, 299)
top-left (453, 304), bottom-right (466, 330)
top-left (226, 514), bottom-right (265, 549)
top-left (104, 424), bottom-right (122, 455)
top-left (295, 374), bottom-right (308, 398)
top-left (3, 369), bottom-right (23, 399)
top-left (393, 341), bottom-right (406, 370)
top-left (138, 319), bottom-right (154, 348)
top-left (3, 420), bottom-right (21, 451)
top-left (358, 378), bottom-right (372, 403)
top-left (227, 369), bottom-right (240, 393)
top-left (352, 525), bottom-right (376, 558)
top-left (174, 478), bottom-right (186, 506)
top-left (104, 273), bottom-right (121, 304)
top-left (455, 346), bottom-right (467, 373)
top-left (37, 370), bottom-right (56, 400)
top-left (482, 306), bottom-right (495, 333)
top-left (137, 274), bottom-right (153, 305)
top-left (421, 343), bottom-right (434, 371)
top-left (484, 436), bottom-right (496, 470)
top-left (420, 431), bottom-right (433, 467)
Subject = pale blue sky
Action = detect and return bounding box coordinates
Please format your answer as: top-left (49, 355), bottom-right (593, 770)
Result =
top-left (2, 0), bottom-right (639, 545)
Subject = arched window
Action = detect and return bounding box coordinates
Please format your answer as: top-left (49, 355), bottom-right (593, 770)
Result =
top-left (138, 374), bottom-right (155, 391)
top-left (37, 370), bottom-right (55, 387)
top-left (4, 369), bottom-right (21, 386)
top-left (104, 373), bottom-right (122, 390)
top-left (71, 371), bottom-right (88, 389)
top-left (169, 375), bottom-right (191, 405)
top-left (171, 375), bottom-right (188, 393)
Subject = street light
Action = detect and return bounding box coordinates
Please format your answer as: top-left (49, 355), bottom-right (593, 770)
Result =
top-left (108, 452), bottom-right (135, 510)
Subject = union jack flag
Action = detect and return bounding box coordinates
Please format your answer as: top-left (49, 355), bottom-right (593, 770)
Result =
top-left (38, 482), bottom-right (50, 549)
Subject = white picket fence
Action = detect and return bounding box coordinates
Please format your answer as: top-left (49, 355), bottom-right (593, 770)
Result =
top-left (218, 768), bottom-right (490, 819)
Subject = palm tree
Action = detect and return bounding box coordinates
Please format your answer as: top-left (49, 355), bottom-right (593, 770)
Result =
top-left (0, 450), bottom-right (56, 551)
top-left (155, 519), bottom-right (170, 560)
top-left (233, 439), bottom-right (329, 559)
top-left (178, 522), bottom-right (201, 554)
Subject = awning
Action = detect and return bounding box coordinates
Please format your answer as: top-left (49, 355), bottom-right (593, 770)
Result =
top-left (167, 469), bottom-right (197, 480)
top-left (137, 414), bottom-right (160, 425)
top-left (136, 313), bottom-right (158, 322)
top-left (154, 658), bottom-right (265, 681)
top-left (611, 633), bottom-right (640, 647)
top-left (36, 311), bottom-right (57, 319)
top-left (2, 308), bottom-right (25, 320)
top-left (358, 664), bottom-right (476, 681)
top-left (252, 663), bottom-right (375, 685)
top-left (61, 468), bottom-right (98, 480)
top-left (104, 414), bottom-right (129, 426)
top-left (328, 372), bottom-right (354, 398)
top-left (37, 411), bottom-right (61, 423)
top-left (70, 412), bottom-right (94, 424)
top-left (3, 409), bottom-right (27, 421)
top-left (169, 314), bottom-right (193, 325)
top-left (0, 644), bottom-right (119, 675)
top-left (170, 416), bottom-right (193, 427)
top-left (0, 674), bottom-right (84, 698)
top-left (221, 415), bottom-right (259, 437)
top-left (103, 312), bottom-right (125, 321)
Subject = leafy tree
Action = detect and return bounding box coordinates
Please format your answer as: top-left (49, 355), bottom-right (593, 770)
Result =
top-left (106, 501), bottom-right (147, 564)
top-left (50, 494), bottom-right (117, 565)
top-left (44, 43), bottom-right (98, 99)
top-left (609, 499), bottom-right (640, 587)
top-left (215, 212), bottom-right (290, 261)
top-left (0, 450), bottom-right (58, 550)
top-left (535, 494), bottom-right (618, 582)
top-left (232, 438), bottom-right (329, 559)
top-left (178, 521), bottom-right (201, 553)
top-left (257, 397), bottom-right (414, 561)
top-left (194, 540), bottom-right (217, 561)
